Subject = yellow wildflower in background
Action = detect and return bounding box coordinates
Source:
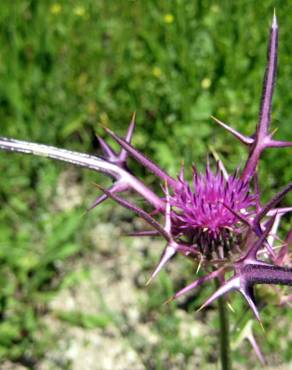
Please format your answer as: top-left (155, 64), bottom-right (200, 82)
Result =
top-left (152, 66), bottom-right (162, 78)
top-left (164, 13), bottom-right (174, 24)
top-left (74, 6), bottom-right (86, 17)
top-left (50, 3), bottom-right (62, 15)
top-left (201, 78), bottom-right (212, 89)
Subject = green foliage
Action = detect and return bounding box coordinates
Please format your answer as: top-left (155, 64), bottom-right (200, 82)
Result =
top-left (0, 0), bottom-right (291, 368)
top-left (0, 204), bottom-right (85, 361)
top-left (56, 310), bottom-right (113, 329)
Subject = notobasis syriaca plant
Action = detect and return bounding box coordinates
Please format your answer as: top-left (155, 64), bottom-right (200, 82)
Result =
top-left (0, 13), bottom-right (291, 367)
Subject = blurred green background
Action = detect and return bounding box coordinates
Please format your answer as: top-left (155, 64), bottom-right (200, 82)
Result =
top-left (0, 1), bottom-right (291, 369)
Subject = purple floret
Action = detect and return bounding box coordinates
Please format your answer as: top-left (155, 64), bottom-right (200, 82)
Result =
top-left (170, 166), bottom-right (255, 242)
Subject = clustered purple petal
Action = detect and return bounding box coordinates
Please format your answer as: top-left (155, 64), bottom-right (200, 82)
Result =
top-left (171, 167), bottom-right (255, 239)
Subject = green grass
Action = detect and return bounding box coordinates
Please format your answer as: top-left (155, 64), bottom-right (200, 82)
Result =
top-left (0, 0), bottom-right (291, 368)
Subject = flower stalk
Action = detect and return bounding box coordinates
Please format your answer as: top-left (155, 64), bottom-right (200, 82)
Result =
top-left (216, 278), bottom-right (231, 370)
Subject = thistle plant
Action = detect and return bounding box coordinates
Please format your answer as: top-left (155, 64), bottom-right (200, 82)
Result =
top-left (0, 13), bottom-right (291, 369)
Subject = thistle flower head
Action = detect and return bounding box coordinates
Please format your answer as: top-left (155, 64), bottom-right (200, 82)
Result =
top-left (170, 165), bottom-right (255, 254)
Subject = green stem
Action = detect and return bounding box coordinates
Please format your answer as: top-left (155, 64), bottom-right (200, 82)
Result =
top-left (216, 279), bottom-right (231, 370)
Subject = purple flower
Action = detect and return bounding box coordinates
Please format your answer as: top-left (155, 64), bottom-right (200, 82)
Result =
top-left (170, 165), bottom-right (255, 252)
